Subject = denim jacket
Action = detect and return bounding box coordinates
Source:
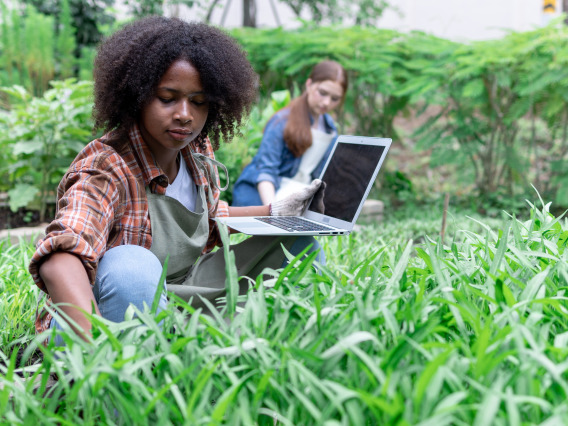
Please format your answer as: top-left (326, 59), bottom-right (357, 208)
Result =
top-left (232, 108), bottom-right (338, 206)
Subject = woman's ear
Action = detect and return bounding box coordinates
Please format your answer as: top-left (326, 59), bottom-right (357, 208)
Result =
top-left (305, 78), bottom-right (313, 90)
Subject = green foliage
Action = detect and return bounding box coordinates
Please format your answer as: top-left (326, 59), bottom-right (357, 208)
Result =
top-left (2, 197), bottom-right (568, 423)
top-left (0, 4), bottom-right (25, 94)
top-left (278, 0), bottom-right (395, 26)
top-left (23, 0), bottom-right (115, 53)
top-left (0, 5), bottom-right (57, 96)
top-left (1, 0), bottom-right (112, 95)
top-left (24, 6), bottom-right (56, 96)
top-left (0, 79), bottom-right (94, 221)
top-left (0, 239), bottom-right (38, 350)
top-left (55, 0), bottom-right (76, 79)
top-left (402, 21), bottom-right (568, 208)
top-left (375, 170), bottom-right (414, 208)
top-left (231, 25), bottom-right (415, 139)
top-left (77, 46), bottom-right (97, 81)
top-left (0, 1), bottom-right (84, 96)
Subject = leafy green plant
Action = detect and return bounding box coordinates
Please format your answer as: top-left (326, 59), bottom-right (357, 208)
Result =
top-left (2, 195), bottom-right (568, 423)
top-left (23, 0), bottom-right (115, 56)
top-left (399, 22), bottom-right (568, 208)
top-left (0, 239), bottom-right (38, 350)
top-left (0, 4), bottom-right (56, 96)
top-left (55, 0), bottom-right (76, 79)
top-left (76, 46), bottom-right (96, 81)
top-left (231, 25), bottom-right (415, 139)
top-left (1, 0), bottom-right (99, 96)
top-left (0, 79), bottom-right (94, 221)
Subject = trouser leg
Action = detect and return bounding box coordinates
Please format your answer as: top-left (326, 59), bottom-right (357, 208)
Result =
top-left (92, 245), bottom-right (168, 322)
top-left (169, 235), bottom-right (325, 310)
top-left (285, 236), bottom-right (326, 267)
top-left (50, 245), bottom-right (168, 343)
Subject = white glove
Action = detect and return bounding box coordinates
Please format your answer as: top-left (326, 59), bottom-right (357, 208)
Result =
top-left (270, 179), bottom-right (323, 216)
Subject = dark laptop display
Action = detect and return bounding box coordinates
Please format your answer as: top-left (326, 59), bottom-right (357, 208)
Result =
top-left (308, 143), bottom-right (386, 222)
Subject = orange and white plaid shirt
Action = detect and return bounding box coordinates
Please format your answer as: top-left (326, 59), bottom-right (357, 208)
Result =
top-left (29, 125), bottom-right (229, 333)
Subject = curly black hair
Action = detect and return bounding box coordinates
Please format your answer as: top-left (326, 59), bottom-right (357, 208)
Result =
top-left (93, 16), bottom-right (258, 150)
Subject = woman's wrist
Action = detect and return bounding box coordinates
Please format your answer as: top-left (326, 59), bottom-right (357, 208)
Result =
top-left (228, 205), bottom-right (270, 217)
top-left (257, 181), bottom-right (276, 205)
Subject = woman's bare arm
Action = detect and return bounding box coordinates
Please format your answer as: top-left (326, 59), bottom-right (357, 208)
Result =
top-left (257, 181), bottom-right (276, 205)
top-left (39, 252), bottom-right (101, 339)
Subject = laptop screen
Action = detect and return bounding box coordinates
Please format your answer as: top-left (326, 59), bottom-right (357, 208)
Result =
top-left (307, 142), bottom-right (386, 222)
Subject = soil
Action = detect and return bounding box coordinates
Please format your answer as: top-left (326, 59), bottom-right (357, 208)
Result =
top-left (0, 206), bottom-right (54, 230)
top-left (0, 345), bottom-right (44, 373)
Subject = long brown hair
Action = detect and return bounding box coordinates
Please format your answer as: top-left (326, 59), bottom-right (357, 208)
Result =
top-left (283, 60), bottom-right (348, 157)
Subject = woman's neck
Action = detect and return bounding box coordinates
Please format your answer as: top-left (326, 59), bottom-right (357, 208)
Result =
top-left (160, 153), bottom-right (180, 183)
top-left (310, 113), bottom-right (320, 129)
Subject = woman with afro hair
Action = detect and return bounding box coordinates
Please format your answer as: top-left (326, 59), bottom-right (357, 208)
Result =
top-left (29, 16), bottom-right (324, 341)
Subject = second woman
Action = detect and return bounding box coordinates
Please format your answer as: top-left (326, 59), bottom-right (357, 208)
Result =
top-left (232, 60), bottom-right (348, 206)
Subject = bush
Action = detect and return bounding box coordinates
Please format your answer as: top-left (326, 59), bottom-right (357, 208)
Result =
top-left (0, 79), bottom-right (95, 221)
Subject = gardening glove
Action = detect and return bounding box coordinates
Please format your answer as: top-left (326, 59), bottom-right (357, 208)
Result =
top-left (310, 180), bottom-right (326, 214)
top-left (270, 179), bottom-right (323, 216)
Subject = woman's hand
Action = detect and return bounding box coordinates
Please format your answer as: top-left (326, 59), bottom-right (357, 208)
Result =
top-left (270, 179), bottom-right (323, 216)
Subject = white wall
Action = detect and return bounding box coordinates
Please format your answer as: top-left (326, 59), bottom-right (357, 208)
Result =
top-left (377, 0), bottom-right (561, 41)
top-left (173, 0), bottom-right (564, 42)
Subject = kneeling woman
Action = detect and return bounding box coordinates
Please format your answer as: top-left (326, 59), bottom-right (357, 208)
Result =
top-left (29, 17), bottom-right (323, 340)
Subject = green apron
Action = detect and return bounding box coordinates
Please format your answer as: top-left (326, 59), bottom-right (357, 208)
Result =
top-left (147, 158), bottom-right (296, 310)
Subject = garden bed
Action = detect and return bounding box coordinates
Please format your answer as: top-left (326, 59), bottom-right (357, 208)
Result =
top-left (0, 206), bottom-right (47, 230)
top-left (0, 193), bottom-right (55, 230)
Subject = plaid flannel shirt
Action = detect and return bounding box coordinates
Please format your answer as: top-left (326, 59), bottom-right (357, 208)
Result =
top-left (29, 125), bottom-right (229, 333)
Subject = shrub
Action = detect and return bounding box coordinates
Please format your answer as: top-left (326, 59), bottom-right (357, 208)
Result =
top-left (0, 79), bottom-right (95, 221)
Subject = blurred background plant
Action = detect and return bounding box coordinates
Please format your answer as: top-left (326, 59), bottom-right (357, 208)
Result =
top-left (0, 79), bottom-right (94, 221)
top-left (1, 0), bottom-right (568, 222)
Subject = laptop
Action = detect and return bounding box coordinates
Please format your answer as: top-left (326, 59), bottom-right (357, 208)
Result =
top-left (216, 135), bottom-right (391, 236)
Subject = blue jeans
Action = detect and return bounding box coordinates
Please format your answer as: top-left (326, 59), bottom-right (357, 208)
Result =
top-left (50, 245), bottom-right (169, 345)
top-left (50, 236), bottom-right (324, 343)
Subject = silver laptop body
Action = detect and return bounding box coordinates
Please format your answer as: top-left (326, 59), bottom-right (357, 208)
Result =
top-left (216, 135), bottom-right (392, 236)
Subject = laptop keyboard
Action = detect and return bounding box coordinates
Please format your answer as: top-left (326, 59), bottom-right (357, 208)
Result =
top-left (255, 216), bottom-right (335, 232)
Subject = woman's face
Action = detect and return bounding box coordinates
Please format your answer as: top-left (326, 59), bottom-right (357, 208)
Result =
top-left (305, 79), bottom-right (344, 117)
top-left (139, 59), bottom-right (209, 160)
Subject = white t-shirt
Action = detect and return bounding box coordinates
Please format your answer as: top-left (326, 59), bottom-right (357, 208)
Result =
top-left (166, 160), bottom-right (198, 212)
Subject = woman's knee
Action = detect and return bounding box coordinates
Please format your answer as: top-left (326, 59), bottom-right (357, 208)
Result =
top-left (99, 245), bottom-right (162, 284)
top-left (94, 245), bottom-right (166, 320)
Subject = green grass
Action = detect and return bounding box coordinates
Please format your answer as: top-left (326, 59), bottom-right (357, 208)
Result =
top-left (0, 239), bottom-right (39, 350)
top-left (1, 199), bottom-right (568, 424)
